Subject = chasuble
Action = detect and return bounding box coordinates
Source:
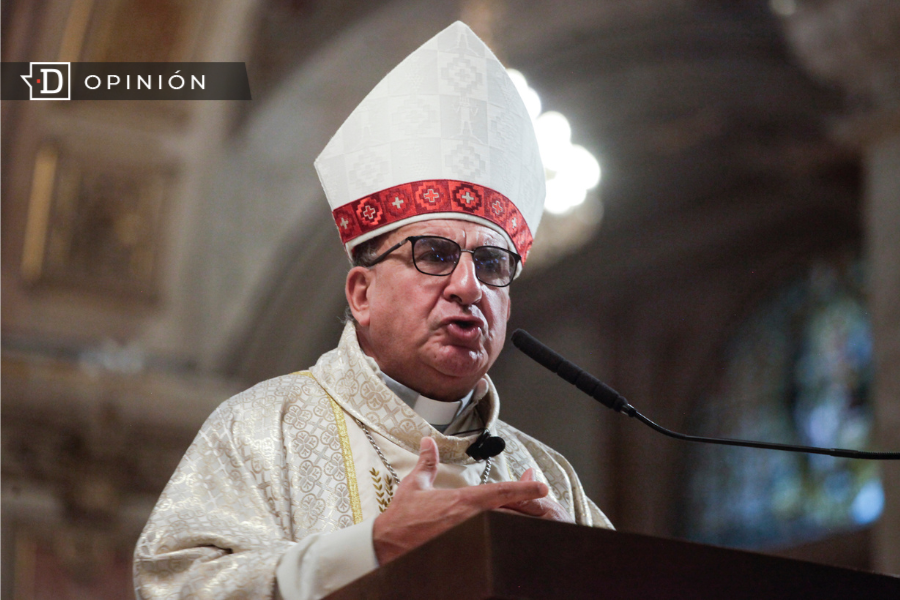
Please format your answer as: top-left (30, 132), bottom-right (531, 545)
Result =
top-left (134, 323), bottom-right (612, 599)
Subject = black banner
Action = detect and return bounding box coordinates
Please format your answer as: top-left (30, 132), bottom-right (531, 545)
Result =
top-left (2, 62), bottom-right (251, 101)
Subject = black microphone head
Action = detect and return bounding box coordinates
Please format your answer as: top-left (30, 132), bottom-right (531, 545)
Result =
top-left (511, 328), bottom-right (632, 414)
top-left (510, 329), bottom-right (530, 348)
top-left (511, 329), bottom-right (540, 354)
top-left (511, 329), bottom-right (563, 373)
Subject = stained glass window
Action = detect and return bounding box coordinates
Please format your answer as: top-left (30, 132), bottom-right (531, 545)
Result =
top-left (682, 258), bottom-right (881, 548)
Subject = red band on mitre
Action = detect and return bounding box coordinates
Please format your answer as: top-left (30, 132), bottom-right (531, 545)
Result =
top-left (331, 179), bottom-right (534, 262)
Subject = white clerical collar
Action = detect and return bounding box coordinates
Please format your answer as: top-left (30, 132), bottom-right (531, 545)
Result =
top-left (380, 371), bottom-right (473, 429)
top-left (362, 355), bottom-right (472, 430)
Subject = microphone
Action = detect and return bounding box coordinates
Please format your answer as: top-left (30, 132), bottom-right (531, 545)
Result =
top-left (512, 329), bottom-right (633, 414)
top-left (511, 329), bottom-right (900, 460)
top-left (466, 430), bottom-right (506, 461)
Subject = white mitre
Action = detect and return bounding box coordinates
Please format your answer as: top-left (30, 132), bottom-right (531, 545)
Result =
top-left (315, 21), bottom-right (546, 266)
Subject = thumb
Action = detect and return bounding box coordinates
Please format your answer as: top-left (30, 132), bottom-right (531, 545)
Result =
top-left (520, 468), bottom-right (535, 482)
top-left (408, 436), bottom-right (440, 489)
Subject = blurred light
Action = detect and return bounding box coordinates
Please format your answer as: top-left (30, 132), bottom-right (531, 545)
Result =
top-left (509, 69), bottom-right (600, 215)
top-left (566, 145), bottom-right (602, 189)
top-left (850, 479), bottom-right (884, 525)
top-left (769, 0), bottom-right (797, 17)
top-left (545, 177), bottom-right (587, 215)
top-left (535, 111), bottom-right (572, 170)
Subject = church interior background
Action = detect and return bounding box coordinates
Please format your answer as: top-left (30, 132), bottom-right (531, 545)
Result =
top-left (3, 0), bottom-right (900, 597)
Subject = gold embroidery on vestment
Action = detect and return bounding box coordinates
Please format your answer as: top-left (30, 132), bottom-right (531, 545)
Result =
top-left (298, 371), bottom-right (363, 524)
top-left (369, 467), bottom-right (394, 512)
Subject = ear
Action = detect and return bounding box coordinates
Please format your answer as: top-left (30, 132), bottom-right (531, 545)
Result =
top-left (346, 266), bottom-right (375, 327)
top-left (505, 291), bottom-right (512, 322)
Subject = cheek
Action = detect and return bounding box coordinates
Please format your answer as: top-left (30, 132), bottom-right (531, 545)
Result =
top-left (484, 293), bottom-right (510, 342)
top-left (372, 273), bottom-right (439, 325)
top-left (487, 289), bottom-right (510, 321)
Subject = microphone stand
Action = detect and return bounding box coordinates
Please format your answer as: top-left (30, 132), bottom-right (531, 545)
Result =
top-left (511, 329), bottom-right (900, 460)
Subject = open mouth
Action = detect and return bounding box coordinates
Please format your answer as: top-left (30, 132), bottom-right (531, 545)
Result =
top-left (442, 317), bottom-right (485, 342)
top-left (453, 319), bottom-right (479, 331)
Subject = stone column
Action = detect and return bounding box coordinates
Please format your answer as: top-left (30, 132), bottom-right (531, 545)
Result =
top-left (778, 0), bottom-right (900, 574)
top-left (864, 133), bottom-right (900, 574)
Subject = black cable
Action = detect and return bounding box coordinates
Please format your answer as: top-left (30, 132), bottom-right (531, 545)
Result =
top-left (511, 329), bottom-right (900, 460)
top-left (627, 408), bottom-right (900, 460)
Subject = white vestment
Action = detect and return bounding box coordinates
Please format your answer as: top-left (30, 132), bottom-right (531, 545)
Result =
top-left (134, 323), bottom-right (612, 599)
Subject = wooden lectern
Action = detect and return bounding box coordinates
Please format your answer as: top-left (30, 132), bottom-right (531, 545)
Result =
top-left (325, 511), bottom-right (899, 600)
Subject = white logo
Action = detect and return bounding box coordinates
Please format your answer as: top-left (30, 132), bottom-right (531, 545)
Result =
top-left (21, 62), bottom-right (71, 100)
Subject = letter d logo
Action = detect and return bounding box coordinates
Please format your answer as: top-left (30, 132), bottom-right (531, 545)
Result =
top-left (40, 68), bottom-right (65, 94)
top-left (21, 62), bottom-right (70, 100)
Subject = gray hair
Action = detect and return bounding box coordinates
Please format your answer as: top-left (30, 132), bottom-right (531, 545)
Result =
top-left (349, 234), bottom-right (388, 268)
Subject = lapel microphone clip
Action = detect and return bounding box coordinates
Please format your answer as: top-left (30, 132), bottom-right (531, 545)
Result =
top-left (466, 430), bottom-right (506, 461)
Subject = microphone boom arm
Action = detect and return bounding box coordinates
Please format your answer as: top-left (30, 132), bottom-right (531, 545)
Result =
top-left (511, 329), bottom-right (900, 460)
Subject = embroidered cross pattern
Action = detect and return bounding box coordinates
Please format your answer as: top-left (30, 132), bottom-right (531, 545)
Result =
top-left (453, 184), bottom-right (482, 213)
top-left (332, 179), bottom-right (533, 261)
top-left (490, 198), bottom-right (505, 218)
top-left (354, 198), bottom-right (384, 228)
top-left (442, 55), bottom-right (482, 96)
top-left (412, 181), bottom-right (449, 212)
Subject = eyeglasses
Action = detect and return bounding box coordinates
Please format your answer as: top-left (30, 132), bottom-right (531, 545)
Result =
top-left (366, 235), bottom-right (520, 287)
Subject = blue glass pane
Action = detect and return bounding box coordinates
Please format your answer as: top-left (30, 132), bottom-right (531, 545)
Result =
top-left (682, 259), bottom-right (881, 548)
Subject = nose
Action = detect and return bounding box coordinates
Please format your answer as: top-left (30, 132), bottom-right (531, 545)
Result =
top-left (444, 251), bottom-right (482, 306)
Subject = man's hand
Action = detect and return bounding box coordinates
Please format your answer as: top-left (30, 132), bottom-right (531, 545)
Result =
top-left (372, 437), bottom-right (550, 564)
top-left (497, 468), bottom-right (574, 523)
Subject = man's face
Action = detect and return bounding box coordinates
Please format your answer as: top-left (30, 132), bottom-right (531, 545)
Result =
top-left (346, 219), bottom-right (512, 401)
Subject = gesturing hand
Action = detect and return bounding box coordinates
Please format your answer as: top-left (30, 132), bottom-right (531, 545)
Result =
top-left (372, 436), bottom-right (550, 564)
top-left (497, 468), bottom-right (574, 523)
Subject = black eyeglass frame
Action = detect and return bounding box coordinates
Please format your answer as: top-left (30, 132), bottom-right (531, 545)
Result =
top-left (365, 235), bottom-right (521, 288)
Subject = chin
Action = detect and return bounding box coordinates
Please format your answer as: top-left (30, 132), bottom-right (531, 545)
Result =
top-left (431, 348), bottom-right (489, 382)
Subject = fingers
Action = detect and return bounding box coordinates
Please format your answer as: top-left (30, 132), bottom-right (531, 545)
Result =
top-left (520, 468), bottom-right (534, 482)
top-left (501, 496), bottom-right (575, 523)
top-left (500, 497), bottom-right (553, 518)
top-left (463, 479), bottom-right (548, 511)
top-left (407, 437), bottom-right (440, 490)
top-left (500, 498), bottom-right (546, 517)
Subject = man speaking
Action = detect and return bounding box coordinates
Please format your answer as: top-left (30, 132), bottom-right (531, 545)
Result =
top-left (134, 21), bottom-right (611, 600)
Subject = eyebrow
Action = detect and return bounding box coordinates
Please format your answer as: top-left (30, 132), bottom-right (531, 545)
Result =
top-left (409, 232), bottom-right (508, 249)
